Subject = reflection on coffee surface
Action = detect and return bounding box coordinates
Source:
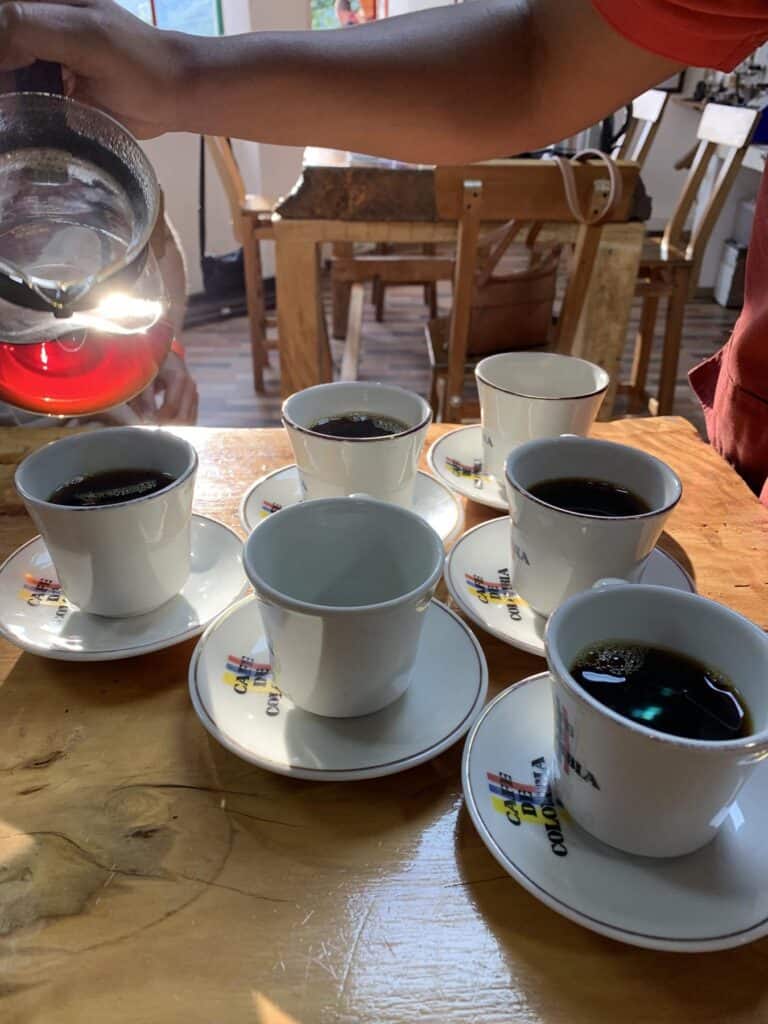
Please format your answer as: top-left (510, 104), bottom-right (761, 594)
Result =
top-left (309, 413), bottom-right (409, 439)
top-left (49, 468), bottom-right (176, 507)
top-left (528, 477), bottom-right (651, 517)
top-left (570, 641), bottom-right (752, 741)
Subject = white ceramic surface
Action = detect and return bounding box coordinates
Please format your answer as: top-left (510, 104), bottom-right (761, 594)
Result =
top-left (189, 596), bottom-right (488, 781)
top-left (444, 517), bottom-right (695, 657)
top-left (476, 352), bottom-right (608, 482)
top-left (243, 496), bottom-right (444, 718)
top-left (427, 425), bottom-right (507, 510)
top-left (462, 672), bottom-right (768, 952)
top-left (0, 514), bottom-right (247, 660)
top-left (505, 435), bottom-right (682, 617)
top-left (15, 427), bottom-right (196, 617)
top-left (239, 465), bottom-right (462, 543)
top-left (546, 584), bottom-right (768, 857)
top-left (282, 381), bottom-right (431, 507)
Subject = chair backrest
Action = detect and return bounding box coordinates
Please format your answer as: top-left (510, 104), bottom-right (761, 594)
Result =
top-left (614, 89), bottom-right (669, 168)
top-left (662, 102), bottom-right (759, 287)
top-left (205, 136), bottom-right (247, 243)
top-left (434, 159), bottom-right (641, 421)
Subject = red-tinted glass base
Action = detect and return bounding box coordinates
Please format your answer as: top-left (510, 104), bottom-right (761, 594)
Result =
top-left (0, 320), bottom-right (173, 416)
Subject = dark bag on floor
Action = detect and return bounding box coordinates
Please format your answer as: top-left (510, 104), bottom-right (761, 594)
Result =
top-left (199, 136), bottom-right (245, 299)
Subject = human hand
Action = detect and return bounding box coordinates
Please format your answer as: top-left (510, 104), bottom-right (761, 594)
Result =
top-left (130, 352), bottom-right (199, 425)
top-left (0, 0), bottom-right (193, 137)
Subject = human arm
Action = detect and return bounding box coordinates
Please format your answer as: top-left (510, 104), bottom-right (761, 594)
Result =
top-left (0, 0), bottom-right (682, 163)
top-left (129, 349), bottom-right (198, 425)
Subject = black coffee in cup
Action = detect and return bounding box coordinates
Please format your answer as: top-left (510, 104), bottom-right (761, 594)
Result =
top-left (528, 477), bottom-right (651, 517)
top-left (49, 468), bottom-right (177, 507)
top-left (309, 413), bottom-right (409, 439)
top-left (569, 640), bottom-right (752, 741)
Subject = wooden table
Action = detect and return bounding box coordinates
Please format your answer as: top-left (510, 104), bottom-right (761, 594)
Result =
top-left (274, 152), bottom-right (646, 414)
top-left (1, 418), bottom-right (767, 1024)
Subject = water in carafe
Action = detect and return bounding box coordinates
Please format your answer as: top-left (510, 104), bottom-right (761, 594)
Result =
top-left (0, 90), bottom-right (171, 416)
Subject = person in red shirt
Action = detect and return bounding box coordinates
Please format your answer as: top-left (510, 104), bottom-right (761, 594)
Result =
top-left (0, 0), bottom-right (766, 499)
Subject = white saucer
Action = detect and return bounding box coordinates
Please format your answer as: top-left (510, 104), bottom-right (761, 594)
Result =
top-left (0, 514), bottom-right (248, 661)
top-left (189, 596), bottom-right (488, 781)
top-left (239, 465), bottom-right (463, 543)
top-left (427, 424), bottom-right (507, 510)
top-left (462, 672), bottom-right (768, 952)
top-left (445, 517), bottom-right (695, 657)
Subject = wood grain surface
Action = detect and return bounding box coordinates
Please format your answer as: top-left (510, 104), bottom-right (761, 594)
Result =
top-left (1, 420), bottom-right (767, 1024)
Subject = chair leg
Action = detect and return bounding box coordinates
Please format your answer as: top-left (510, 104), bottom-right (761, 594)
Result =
top-left (428, 366), bottom-right (441, 420)
top-left (373, 278), bottom-right (385, 322)
top-left (653, 269), bottom-right (690, 416)
top-left (628, 293), bottom-right (659, 413)
top-left (242, 229), bottom-right (267, 393)
top-left (425, 283), bottom-right (439, 319)
top-left (340, 283), bottom-right (365, 382)
top-left (331, 242), bottom-right (354, 340)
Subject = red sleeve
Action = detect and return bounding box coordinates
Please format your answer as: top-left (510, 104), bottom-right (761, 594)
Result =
top-left (591, 0), bottom-right (768, 71)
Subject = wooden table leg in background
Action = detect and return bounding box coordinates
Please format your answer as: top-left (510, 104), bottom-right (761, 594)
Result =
top-left (332, 241), bottom-right (355, 340)
top-left (570, 221), bottom-right (645, 420)
top-left (274, 220), bottom-right (332, 398)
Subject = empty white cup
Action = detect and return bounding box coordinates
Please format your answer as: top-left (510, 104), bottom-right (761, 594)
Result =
top-left (476, 352), bottom-right (609, 482)
top-left (282, 381), bottom-right (432, 508)
top-left (243, 496), bottom-right (444, 717)
top-left (15, 427), bottom-right (197, 617)
top-left (546, 583), bottom-right (768, 857)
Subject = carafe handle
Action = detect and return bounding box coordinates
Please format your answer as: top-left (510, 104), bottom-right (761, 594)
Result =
top-left (14, 61), bottom-right (63, 96)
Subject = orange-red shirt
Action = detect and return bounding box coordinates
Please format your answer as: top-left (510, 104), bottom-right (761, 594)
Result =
top-left (592, 0), bottom-right (768, 503)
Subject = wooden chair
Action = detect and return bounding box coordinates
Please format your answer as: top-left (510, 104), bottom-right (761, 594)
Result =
top-left (331, 247), bottom-right (455, 381)
top-left (427, 159), bottom-right (640, 422)
top-left (204, 136), bottom-right (277, 392)
top-left (614, 89), bottom-right (669, 169)
top-left (621, 102), bottom-right (759, 415)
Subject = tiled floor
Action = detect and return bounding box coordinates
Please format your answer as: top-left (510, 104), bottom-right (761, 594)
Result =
top-left (183, 280), bottom-right (740, 434)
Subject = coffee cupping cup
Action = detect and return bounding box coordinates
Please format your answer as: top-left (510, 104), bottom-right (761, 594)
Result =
top-left (505, 436), bottom-right (682, 617)
top-left (282, 381), bottom-right (432, 508)
top-left (546, 583), bottom-right (768, 857)
top-left (243, 495), bottom-right (444, 717)
top-left (15, 427), bottom-right (197, 617)
top-left (476, 351), bottom-right (609, 482)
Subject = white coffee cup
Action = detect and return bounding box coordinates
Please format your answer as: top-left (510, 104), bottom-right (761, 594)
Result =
top-left (505, 436), bottom-right (682, 617)
top-left (15, 427), bottom-right (197, 617)
top-left (546, 583), bottom-right (768, 857)
top-left (243, 496), bottom-right (444, 717)
top-left (282, 381), bottom-right (432, 508)
top-left (476, 351), bottom-right (609, 482)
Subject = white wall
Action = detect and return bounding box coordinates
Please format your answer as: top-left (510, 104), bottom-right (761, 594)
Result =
top-left (141, 0), bottom-right (310, 293)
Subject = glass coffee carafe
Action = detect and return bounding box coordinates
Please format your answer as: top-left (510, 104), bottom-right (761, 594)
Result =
top-left (0, 72), bottom-right (171, 417)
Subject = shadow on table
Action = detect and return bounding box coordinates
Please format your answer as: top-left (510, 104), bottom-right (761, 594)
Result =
top-left (203, 723), bottom-right (464, 862)
top-left (658, 530), bottom-right (696, 587)
top-left (452, 803), bottom-right (768, 1022)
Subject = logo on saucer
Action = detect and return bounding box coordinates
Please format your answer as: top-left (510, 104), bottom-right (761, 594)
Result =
top-left (487, 758), bottom-right (568, 857)
top-left (260, 499), bottom-right (283, 519)
top-left (222, 654), bottom-right (282, 716)
top-left (445, 456), bottom-right (489, 488)
top-left (18, 574), bottom-right (69, 618)
top-left (465, 569), bottom-right (525, 622)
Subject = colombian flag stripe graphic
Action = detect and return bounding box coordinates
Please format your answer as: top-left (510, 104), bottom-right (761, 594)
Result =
top-left (221, 654), bottom-right (276, 693)
top-left (21, 574), bottom-right (60, 593)
top-left (486, 772), bottom-right (537, 794)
